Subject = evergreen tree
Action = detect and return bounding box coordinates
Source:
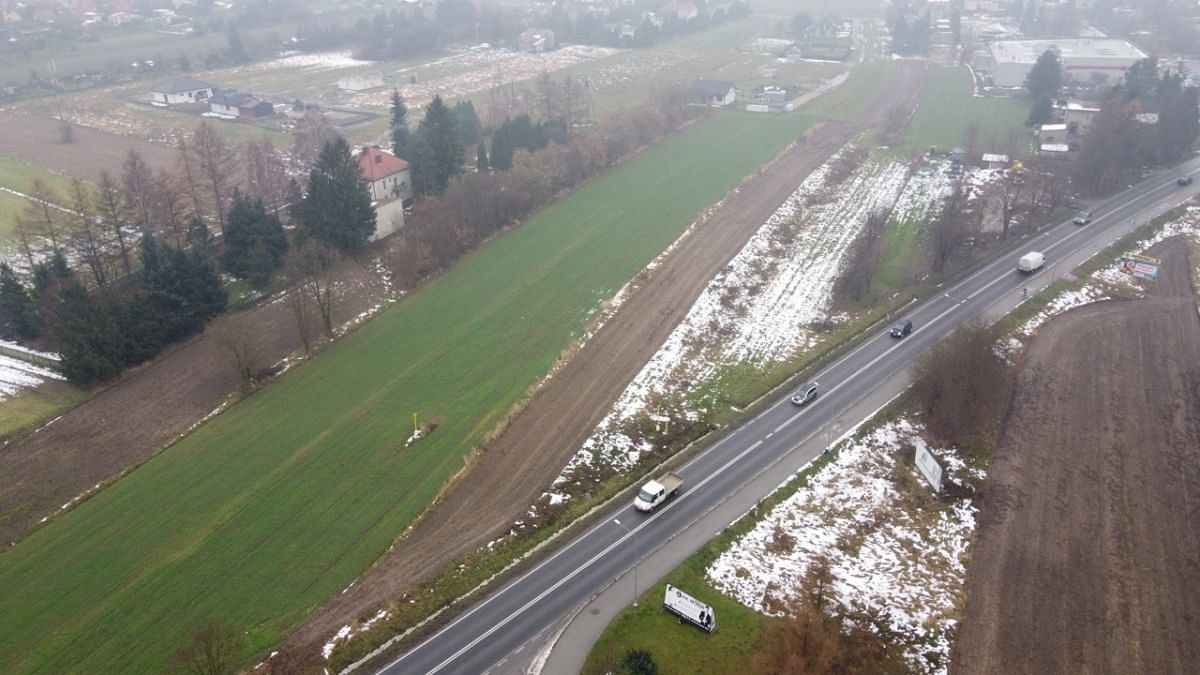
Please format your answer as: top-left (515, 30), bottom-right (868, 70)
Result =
top-left (1024, 49), bottom-right (1062, 100)
top-left (140, 234), bottom-right (227, 341)
top-left (31, 251), bottom-right (72, 297)
top-left (222, 192), bottom-right (288, 285)
top-left (228, 25), bottom-right (249, 63)
top-left (476, 140), bottom-right (489, 172)
top-left (0, 262), bottom-right (39, 339)
top-left (389, 90), bottom-right (410, 158)
top-left (489, 127), bottom-right (515, 171)
top-left (295, 137), bottom-right (377, 250)
top-left (1026, 95), bottom-right (1053, 127)
top-left (1155, 82), bottom-right (1200, 164)
top-left (49, 281), bottom-right (125, 385)
top-left (411, 96), bottom-right (464, 196)
top-left (452, 100), bottom-right (481, 146)
top-left (1122, 57), bottom-right (1161, 101)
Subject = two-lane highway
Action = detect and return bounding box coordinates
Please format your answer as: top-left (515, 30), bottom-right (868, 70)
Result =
top-left (376, 159), bottom-right (1200, 675)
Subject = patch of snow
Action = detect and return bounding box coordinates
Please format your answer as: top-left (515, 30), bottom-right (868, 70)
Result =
top-left (0, 346), bottom-right (64, 401)
top-left (253, 50), bottom-right (375, 72)
top-left (707, 419), bottom-right (982, 674)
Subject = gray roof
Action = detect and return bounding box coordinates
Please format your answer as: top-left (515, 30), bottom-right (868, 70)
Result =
top-left (210, 89), bottom-right (255, 107)
top-left (152, 75), bottom-right (214, 94)
top-left (694, 79), bottom-right (736, 96)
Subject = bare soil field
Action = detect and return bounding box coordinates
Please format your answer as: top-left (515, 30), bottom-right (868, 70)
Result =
top-left (0, 262), bottom-right (390, 543)
top-left (0, 111), bottom-right (176, 184)
top-left (285, 61), bottom-right (930, 652)
top-left (953, 236), bottom-right (1200, 674)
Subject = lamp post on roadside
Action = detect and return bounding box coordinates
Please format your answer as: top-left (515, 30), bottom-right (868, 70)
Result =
top-left (613, 518), bottom-right (639, 607)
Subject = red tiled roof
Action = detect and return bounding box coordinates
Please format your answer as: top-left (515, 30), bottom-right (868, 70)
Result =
top-left (357, 145), bottom-right (410, 182)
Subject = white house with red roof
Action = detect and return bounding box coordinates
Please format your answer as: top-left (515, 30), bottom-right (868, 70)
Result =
top-left (357, 145), bottom-right (410, 241)
top-left (358, 145), bottom-right (412, 202)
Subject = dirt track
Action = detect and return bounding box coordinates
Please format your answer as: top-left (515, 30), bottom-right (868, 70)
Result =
top-left (284, 61), bottom-right (930, 651)
top-left (953, 236), bottom-right (1200, 674)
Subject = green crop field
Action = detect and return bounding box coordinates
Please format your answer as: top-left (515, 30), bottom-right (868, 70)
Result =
top-left (0, 109), bottom-right (820, 673)
top-left (900, 65), bottom-right (1031, 155)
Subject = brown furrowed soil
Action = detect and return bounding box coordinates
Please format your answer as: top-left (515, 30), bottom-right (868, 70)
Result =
top-left (0, 111), bottom-right (177, 183)
top-left (284, 62), bottom-right (930, 653)
top-left (952, 236), bottom-right (1200, 674)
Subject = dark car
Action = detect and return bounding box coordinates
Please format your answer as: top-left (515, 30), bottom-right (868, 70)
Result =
top-left (790, 382), bottom-right (819, 407)
top-left (1073, 211), bottom-right (1092, 225)
top-left (890, 319), bottom-right (913, 338)
top-left (1179, 176), bottom-right (1195, 186)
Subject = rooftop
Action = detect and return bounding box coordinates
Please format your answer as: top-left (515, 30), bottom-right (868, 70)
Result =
top-left (694, 79), bottom-right (736, 96)
top-left (358, 145), bottom-right (410, 182)
top-left (989, 38), bottom-right (1146, 64)
top-left (151, 75), bottom-right (213, 94)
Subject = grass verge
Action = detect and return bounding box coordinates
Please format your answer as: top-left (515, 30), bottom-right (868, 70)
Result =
top-left (899, 65), bottom-right (1030, 156)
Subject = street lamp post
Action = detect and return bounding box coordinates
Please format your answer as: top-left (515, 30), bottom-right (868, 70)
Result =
top-left (613, 518), bottom-right (639, 607)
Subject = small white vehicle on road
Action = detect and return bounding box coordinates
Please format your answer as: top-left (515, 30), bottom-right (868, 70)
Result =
top-left (635, 472), bottom-right (683, 512)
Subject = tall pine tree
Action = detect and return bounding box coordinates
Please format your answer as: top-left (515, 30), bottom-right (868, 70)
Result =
top-left (390, 90), bottom-right (410, 158)
top-left (295, 137), bottom-right (377, 251)
top-left (50, 281), bottom-right (125, 385)
top-left (411, 96), bottom-right (464, 196)
top-left (0, 262), bottom-right (39, 339)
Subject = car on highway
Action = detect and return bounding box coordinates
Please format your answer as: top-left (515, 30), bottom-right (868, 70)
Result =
top-left (790, 382), bottom-right (819, 406)
top-left (1179, 176), bottom-right (1195, 186)
top-left (1073, 211), bottom-right (1092, 225)
top-left (890, 319), bottom-right (913, 338)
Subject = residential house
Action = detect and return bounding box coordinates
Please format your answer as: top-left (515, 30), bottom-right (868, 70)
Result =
top-left (1037, 123), bottom-right (1068, 147)
top-left (150, 75), bottom-right (213, 105)
top-left (693, 79), bottom-right (736, 106)
top-left (518, 27), bottom-right (555, 52)
top-left (208, 89), bottom-right (274, 118)
top-left (358, 145), bottom-right (412, 202)
top-left (1061, 101), bottom-right (1100, 137)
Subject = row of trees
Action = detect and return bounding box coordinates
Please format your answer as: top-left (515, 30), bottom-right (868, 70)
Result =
top-left (1073, 58), bottom-right (1200, 195)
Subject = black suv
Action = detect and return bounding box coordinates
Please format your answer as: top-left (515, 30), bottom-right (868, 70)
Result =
top-left (890, 319), bottom-right (913, 338)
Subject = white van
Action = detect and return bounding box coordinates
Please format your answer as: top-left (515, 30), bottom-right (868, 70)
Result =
top-left (1017, 252), bottom-right (1045, 273)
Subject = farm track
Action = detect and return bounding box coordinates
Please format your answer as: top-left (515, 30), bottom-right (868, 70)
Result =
top-left (952, 236), bottom-right (1200, 674)
top-left (0, 111), bottom-right (176, 183)
top-left (284, 61), bottom-right (929, 653)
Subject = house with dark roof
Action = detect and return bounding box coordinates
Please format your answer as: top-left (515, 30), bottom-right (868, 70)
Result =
top-left (358, 145), bottom-right (412, 202)
top-left (208, 89), bottom-right (275, 118)
top-left (693, 79), bottom-right (737, 106)
top-left (149, 76), bottom-right (214, 105)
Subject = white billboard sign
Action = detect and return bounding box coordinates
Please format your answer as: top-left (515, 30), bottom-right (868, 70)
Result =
top-left (914, 440), bottom-right (943, 494)
top-left (664, 584), bottom-right (716, 633)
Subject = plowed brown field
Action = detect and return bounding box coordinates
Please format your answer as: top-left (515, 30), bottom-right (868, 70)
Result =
top-left (953, 236), bottom-right (1200, 674)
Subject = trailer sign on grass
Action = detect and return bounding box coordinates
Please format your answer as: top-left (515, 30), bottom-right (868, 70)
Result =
top-left (1120, 252), bottom-right (1161, 281)
top-left (914, 439), bottom-right (943, 494)
top-left (664, 584), bottom-right (717, 633)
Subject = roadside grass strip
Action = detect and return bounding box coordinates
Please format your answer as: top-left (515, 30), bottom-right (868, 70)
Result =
top-left (0, 110), bottom-right (818, 674)
top-left (706, 419), bottom-right (983, 674)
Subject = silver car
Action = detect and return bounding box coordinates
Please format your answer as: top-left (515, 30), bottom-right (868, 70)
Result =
top-left (791, 382), bottom-right (819, 406)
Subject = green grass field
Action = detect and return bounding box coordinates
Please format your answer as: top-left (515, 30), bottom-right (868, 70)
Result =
top-left (0, 380), bottom-right (87, 444)
top-left (0, 110), bottom-right (818, 673)
top-left (801, 60), bottom-right (894, 122)
top-left (0, 155), bottom-right (81, 245)
top-left (900, 65), bottom-right (1031, 155)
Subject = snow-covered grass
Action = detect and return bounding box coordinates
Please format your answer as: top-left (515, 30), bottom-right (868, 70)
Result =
top-left (707, 419), bottom-right (983, 674)
top-left (251, 50), bottom-right (376, 73)
top-left (556, 147), bottom-right (911, 477)
top-left (0, 341), bottom-right (63, 402)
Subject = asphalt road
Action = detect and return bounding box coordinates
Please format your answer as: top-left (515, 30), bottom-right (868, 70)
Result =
top-left (377, 159), bottom-right (1200, 675)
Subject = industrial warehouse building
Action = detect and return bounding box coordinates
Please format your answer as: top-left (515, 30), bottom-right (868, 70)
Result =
top-left (987, 38), bottom-right (1147, 87)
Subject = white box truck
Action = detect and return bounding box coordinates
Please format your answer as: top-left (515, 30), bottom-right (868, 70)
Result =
top-left (1017, 251), bottom-right (1045, 273)
top-left (664, 584), bottom-right (717, 633)
top-left (634, 472), bottom-right (683, 512)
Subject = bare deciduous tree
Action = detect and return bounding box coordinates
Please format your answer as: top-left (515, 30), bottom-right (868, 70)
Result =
top-left (152, 170), bottom-right (188, 247)
top-left (191, 122), bottom-right (236, 230)
top-left (293, 240), bottom-right (341, 337)
top-left (834, 208), bottom-right (890, 305)
top-left (212, 314), bottom-right (266, 393)
top-left (913, 319), bottom-right (1011, 449)
top-left (932, 178), bottom-right (972, 273)
top-left (242, 139), bottom-right (289, 217)
top-left (176, 137), bottom-right (207, 220)
top-left (122, 149), bottom-right (156, 236)
top-left (95, 170), bottom-right (133, 276)
top-left (292, 110), bottom-right (337, 172)
top-left (170, 618), bottom-right (244, 675)
top-left (21, 178), bottom-right (67, 256)
top-left (67, 177), bottom-right (109, 286)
